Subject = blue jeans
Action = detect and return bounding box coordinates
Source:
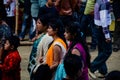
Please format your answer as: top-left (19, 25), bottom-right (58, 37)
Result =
top-left (79, 13), bottom-right (97, 48)
top-left (90, 26), bottom-right (112, 75)
top-left (29, 18), bottom-right (36, 40)
top-left (89, 19), bottom-right (98, 49)
top-left (19, 13), bottom-right (35, 40)
top-left (79, 15), bottom-right (89, 38)
top-left (78, 5), bottom-right (97, 46)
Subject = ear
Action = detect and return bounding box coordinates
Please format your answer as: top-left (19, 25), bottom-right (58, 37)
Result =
top-left (56, 28), bottom-right (58, 31)
top-left (54, 28), bottom-right (58, 34)
top-left (72, 33), bottom-right (77, 38)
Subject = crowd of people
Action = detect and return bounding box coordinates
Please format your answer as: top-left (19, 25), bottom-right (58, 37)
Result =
top-left (0, 0), bottom-right (120, 80)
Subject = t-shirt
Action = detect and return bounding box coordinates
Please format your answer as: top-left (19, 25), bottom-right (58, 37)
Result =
top-left (84, 0), bottom-right (95, 15)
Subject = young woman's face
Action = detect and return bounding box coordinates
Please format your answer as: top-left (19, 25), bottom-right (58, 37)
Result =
top-left (47, 25), bottom-right (56, 37)
top-left (64, 31), bottom-right (72, 41)
top-left (4, 40), bottom-right (11, 50)
top-left (36, 19), bottom-right (45, 33)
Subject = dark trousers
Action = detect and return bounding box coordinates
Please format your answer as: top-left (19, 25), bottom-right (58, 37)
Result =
top-left (19, 13), bottom-right (32, 39)
top-left (6, 16), bottom-right (15, 33)
top-left (0, 70), bottom-right (1, 80)
top-left (78, 5), bottom-right (97, 48)
top-left (113, 21), bottom-right (120, 47)
top-left (90, 26), bottom-right (112, 75)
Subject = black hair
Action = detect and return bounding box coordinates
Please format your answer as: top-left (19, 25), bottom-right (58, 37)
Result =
top-left (6, 35), bottom-right (20, 50)
top-left (48, 18), bottom-right (67, 45)
top-left (37, 13), bottom-right (59, 26)
top-left (37, 14), bottom-right (50, 27)
top-left (105, 70), bottom-right (120, 80)
top-left (34, 64), bottom-right (52, 80)
top-left (0, 0), bottom-right (6, 21)
top-left (64, 53), bottom-right (83, 79)
top-left (65, 21), bottom-right (90, 68)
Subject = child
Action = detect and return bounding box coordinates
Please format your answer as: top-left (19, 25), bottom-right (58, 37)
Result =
top-left (0, 35), bottom-right (21, 80)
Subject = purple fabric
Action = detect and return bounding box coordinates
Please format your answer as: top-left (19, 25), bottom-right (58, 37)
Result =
top-left (73, 43), bottom-right (89, 80)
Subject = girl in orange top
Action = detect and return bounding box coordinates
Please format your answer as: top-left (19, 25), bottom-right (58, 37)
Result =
top-left (46, 18), bottom-right (67, 71)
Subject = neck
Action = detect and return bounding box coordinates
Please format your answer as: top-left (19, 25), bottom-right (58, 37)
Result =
top-left (53, 35), bottom-right (59, 40)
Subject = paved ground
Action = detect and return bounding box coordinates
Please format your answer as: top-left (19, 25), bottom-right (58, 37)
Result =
top-left (18, 37), bottom-right (120, 80)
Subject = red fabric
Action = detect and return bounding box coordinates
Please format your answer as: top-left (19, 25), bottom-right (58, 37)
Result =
top-left (0, 50), bottom-right (21, 80)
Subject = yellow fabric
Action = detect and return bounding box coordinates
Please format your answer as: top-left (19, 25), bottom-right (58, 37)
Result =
top-left (109, 20), bottom-right (115, 31)
top-left (46, 38), bottom-right (67, 67)
top-left (84, 0), bottom-right (95, 15)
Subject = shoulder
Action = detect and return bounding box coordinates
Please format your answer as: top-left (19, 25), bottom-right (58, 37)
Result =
top-left (38, 34), bottom-right (53, 45)
top-left (53, 40), bottom-right (66, 50)
top-left (73, 43), bottom-right (83, 50)
top-left (42, 34), bottom-right (53, 41)
top-left (71, 48), bottom-right (81, 56)
top-left (72, 43), bottom-right (84, 56)
top-left (8, 50), bottom-right (21, 60)
top-left (53, 44), bottom-right (62, 51)
top-left (53, 39), bottom-right (66, 52)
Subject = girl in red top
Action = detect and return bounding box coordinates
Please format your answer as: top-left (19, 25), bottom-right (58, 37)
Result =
top-left (0, 35), bottom-right (21, 80)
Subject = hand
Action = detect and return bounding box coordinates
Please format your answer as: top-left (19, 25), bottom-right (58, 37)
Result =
top-left (105, 38), bottom-right (111, 43)
top-left (117, 18), bottom-right (120, 21)
top-left (89, 11), bottom-right (94, 16)
top-left (1, 21), bottom-right (8, 26)
top-left (54, 0), bottom-right (60, 6)
top-left (63, 9), bottom-right (72, 15)
top-left (39, 57), bottom-right (44, 63)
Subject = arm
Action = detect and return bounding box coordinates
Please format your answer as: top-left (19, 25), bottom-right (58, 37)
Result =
top-left (84, 0), bottom-right (95, 15)
top-left (0, 52), bottom-right (21, 73)
top-left (37, 35), bottom-right (53, 63)
top-left (71, 48), bottom-right (81, 56)
top-left (1, 21), bottom-right (8, 25)
top-left (0, 37), bottom-right (5, 62)
top-left (0, 47), bottom-right (4, 63)
top-left (38, 0), bottom-right (47, 7)
top-left (60, 8), bottom-right (72, 15)
top-left (100, 2), bottom-right (111, 42)
top-left (50, 45), bottom-right (61, 70)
